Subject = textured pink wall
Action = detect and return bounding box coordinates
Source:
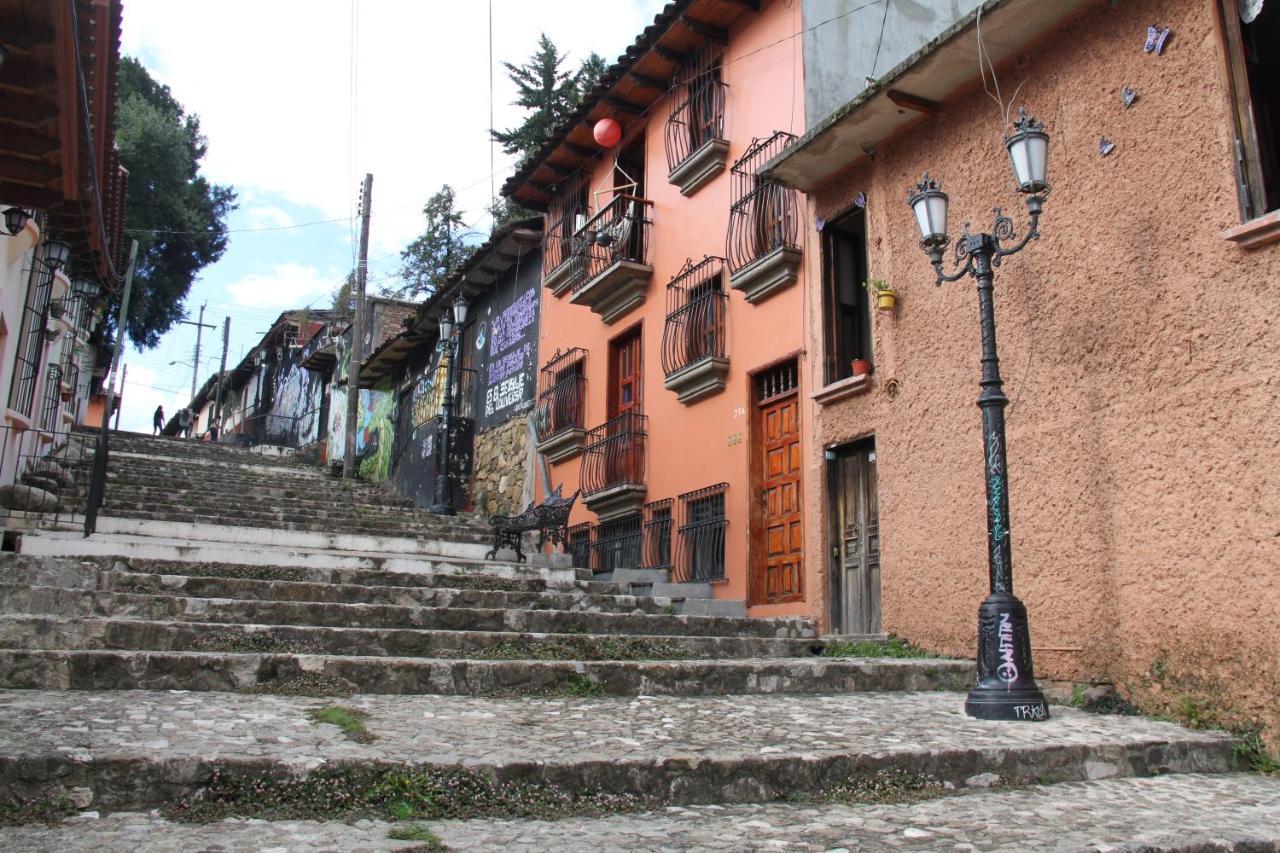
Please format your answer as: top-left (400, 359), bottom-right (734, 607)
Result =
top-left (803, 0), bottom-right (1280, 740)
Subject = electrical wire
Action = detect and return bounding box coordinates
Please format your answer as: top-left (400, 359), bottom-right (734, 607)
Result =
top-left (868, 0), bottom-right (892, 79)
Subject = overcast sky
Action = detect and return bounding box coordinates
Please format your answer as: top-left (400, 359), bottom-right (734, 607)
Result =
top-left (115, 0), bottom-right (667, 432)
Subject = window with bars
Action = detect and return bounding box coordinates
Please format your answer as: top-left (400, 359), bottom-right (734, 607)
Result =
top-left (661, 256), bottom-right (728, 380)
top-left (665, 46), bottom-right (727, 178)
top-left (674, 483), bottom-right (728, 583)
top-left (642, 498), bottom-right (673, 571)
top-left (535, 348), bottom-right (587, 442)
top-left (756, 358), bottom-right (799, 404)
top-left (567, 522), bottom-right (593, 570)
top-left (8, 230), bottom-right (54, 418)
top-left (591, 512), bottom-right (642, 573)
top-left (542, 175), bottom-right (591, 290)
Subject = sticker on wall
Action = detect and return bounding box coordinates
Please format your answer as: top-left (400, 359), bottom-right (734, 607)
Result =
top-left (1143, 24), bottom-right (1172, 55)
top-left (854, 191), bottom-right (867, 208)
top-left (1099, 137), bottom-right (1116, 157)
top-left (1122, 85), bottom-right (1138, 108)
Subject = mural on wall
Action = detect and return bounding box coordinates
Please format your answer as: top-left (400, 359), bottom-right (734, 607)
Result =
top-left (267, 351), bottom-right (324, 446)
top-left (356, 387), bottom-right (395, 482)
top-left (471, 256), bottom-right (540, 431)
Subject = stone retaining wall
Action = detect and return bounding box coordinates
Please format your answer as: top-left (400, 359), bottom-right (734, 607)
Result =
top-left (470, 417), bottom-right (529, 518)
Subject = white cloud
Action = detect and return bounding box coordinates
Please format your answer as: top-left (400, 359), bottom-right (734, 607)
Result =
top-left (225, 263), bottom-right (339, 309)
top-left (243, 205), bottom-right (298, 229)
top-left (116, 363), bottom-right (192, 434)
top-left (121, 1), bottom-right (667, 256)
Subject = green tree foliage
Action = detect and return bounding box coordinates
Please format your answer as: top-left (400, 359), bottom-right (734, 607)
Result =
top-left (491, 35), bottom-right (609, 162)
top-left (392, 186), bottom-right (476, 301)
top-left (112, 57), bottom-right (236, 348)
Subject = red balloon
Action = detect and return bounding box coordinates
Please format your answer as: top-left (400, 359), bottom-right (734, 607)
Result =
top-left (593, 118), bottom-right (623, 148)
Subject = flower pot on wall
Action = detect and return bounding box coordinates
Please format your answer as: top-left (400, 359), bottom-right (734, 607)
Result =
top-left (875, 290), bottom-right (898, 312)
top-left (851, 358), bottom-right (872, 377)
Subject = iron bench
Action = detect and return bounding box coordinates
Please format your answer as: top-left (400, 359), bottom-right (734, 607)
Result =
top-left (486, 485), bottom-right (580, 563)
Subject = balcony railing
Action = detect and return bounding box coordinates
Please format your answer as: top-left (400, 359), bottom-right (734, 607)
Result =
top-left (661, 257), bottom-right (729, 404)
top-left (535, 347), bottom-right (587, 443)
top-left (590, 512), bottom-right (642, 574)
top-left (542, 203), bottom-right (591, 295)
top-left (726, 132), bottom-right (802, 303)
top-left (39, 364), bottom-right (62, 433)
top-left (665, 48), bottom-right (728, 195)
top-left (581, 411), bottom-right (647, 504)
top-left (571, 194), bottom-right (654, 292)
top-left (674, 482), bottom-right (728, 584)
top-left (567, 522), bottom-right (593, 569)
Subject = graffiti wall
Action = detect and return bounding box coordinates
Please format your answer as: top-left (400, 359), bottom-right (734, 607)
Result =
top-left (265, 349), bottom-right (325, 447)
top-left (470, 251), bottom-right (541, 432)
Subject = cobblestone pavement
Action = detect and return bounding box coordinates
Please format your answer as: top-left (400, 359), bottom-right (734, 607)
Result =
top-left (0, 689), bottom-right (1231, 770)
top-left (2, 773), bottom-right (1277, 851)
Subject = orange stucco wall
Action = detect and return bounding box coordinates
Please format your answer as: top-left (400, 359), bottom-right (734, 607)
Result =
top-left (803, 0), bottom-right (1280, 739)
top-left (538, 0), bottom-right (809, 614)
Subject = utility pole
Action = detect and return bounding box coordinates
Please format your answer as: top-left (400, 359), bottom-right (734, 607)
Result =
top-left (179, 302), bottom-right (215, 401)
top-left (113, 364), bottom-right (126, 431)
top-left (214, 316), bottom-right (230, 428)
top-left (344, 172), bottom-right (373, 478)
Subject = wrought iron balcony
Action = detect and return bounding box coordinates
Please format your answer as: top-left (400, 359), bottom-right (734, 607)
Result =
top-left (591, 512), bottom-right (643, 574)
top-left (534, 347), bottom-right (588, 463)
top-left (673, 482), bottom-right (728, 584)
top-left (665, 50), bottom-right (728, 196)
top-left (568, 194), bottom-right (654, 324)
top-left (542, 202), bottom-right (591, 296)
top-left (642, 498), bottom-right (673, 571)
top-left (726, 131), bottom-right (802, 303)
top-left (580, 411), bottom-right (647, 519)
top-left (661, 256), bottom-right (729, 404)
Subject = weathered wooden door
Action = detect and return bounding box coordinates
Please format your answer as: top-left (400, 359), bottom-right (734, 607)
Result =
top-left (606, 328), bottom-right (642, 483)
top-left (832, 441), bottom-right (880, 634)
top-left (753, 388), bottom-right (803, 604)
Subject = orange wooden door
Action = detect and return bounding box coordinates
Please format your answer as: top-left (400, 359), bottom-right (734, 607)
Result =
top-left (754, 392), bottom-right (803, 604)
top-left (606, 328), bottom-right (642, 484)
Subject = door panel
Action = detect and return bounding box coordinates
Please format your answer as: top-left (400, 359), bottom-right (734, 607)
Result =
top-left (833, 442), bottom-right (881, 634)
top-left (753, 392), bottom-right (803, 604)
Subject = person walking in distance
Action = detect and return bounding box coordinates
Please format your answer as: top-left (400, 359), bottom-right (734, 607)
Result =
top-left (153, 405), bottom-right (165, 436)
top-left (207, 415), bottom-right (221, 443)
top-left (177, 407), bottom-right (192, 439)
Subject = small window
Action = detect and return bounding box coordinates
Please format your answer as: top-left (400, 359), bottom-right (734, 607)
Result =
top-left (592, 513), bottom-right (642, 573)
top-left (676, 483), bottom-right (728, 583)
top-left (567, 522), bottom-right (593, 569)
top-left (642, 499), bottom-right (673, 570)
top-left (1221, 1), bottom-right (1280, 217)
top-left (821, 208), bottom-right (873, 384)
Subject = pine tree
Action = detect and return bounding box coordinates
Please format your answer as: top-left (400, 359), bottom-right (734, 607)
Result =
top-left (491, 36), bottom-right (609, 163)
top-left (392, 186), bottom-right (476, 301)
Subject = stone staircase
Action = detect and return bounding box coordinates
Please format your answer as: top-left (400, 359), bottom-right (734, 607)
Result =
top-left (0, 434), bottom-right (1276, 850)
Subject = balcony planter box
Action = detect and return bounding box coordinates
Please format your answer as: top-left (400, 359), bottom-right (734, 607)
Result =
top-left (544, 256), bottom-right (583, 296)
top-left (729, 245), bottom-right (802, 304)
top-left (569, 260), bottom-right (652, 324)
top-left (536, 427), bottom-right (586, 464)
top-left (582, 482), bottom-right (646, 521)
top-left (668, 138), bottom-right (729, 197)
top-left (664, 356), bottom-right (729, 404)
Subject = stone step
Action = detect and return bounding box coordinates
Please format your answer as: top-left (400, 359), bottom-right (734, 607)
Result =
top-left (29, 517), bottom-right (497, 561)
top-left (0, 586), bottom-right (815, 639)
top-left (17, 531), bottom-right (581, 582)
top-left (98, 484), bottom-right (419, 515)
top-left (23, 772), bottom-right (1269, 852)
top-left (96, 494), bottom-right (486, 530)
top-left (105, 570), bottom-right (680, 615)
top-left (0, 690), bottom-right (1238, 817)
top-left (0, 650), bottom-right (971, 696)
top-left (0, 615), bottom-right (825, 659)
top-left (95, 503), bottom-right (493, 540)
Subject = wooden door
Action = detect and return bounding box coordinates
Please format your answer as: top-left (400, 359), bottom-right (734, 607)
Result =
top-left (753, 391), bottom-right (803, 604)
top-left (606, 328), bottom-right (642, 484)
top-left (832, 441), bottom-right (880, 634)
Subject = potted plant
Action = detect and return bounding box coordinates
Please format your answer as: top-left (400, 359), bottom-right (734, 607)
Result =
top-left (851, 358), bottom-right (872, 377)
top-left (864, 278), bottom-right (898, 312)
top-left (47, 299), bottom-right (65, 321)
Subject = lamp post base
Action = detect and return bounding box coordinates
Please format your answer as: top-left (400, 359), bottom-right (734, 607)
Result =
top-left (964, 592), bottom-right (1050, 721)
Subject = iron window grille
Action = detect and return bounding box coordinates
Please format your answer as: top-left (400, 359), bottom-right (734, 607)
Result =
top-left (567, 522), bottom-right (593, 569)
top-left (542, 175), bottom-right (591, 285)
top-left (581, 412), bottom-right (647, 499)
top-left (535, 347), bottom-right (587, 442)
top-left (665, 47), bottom-right (727, 175)
top-left (675, 483), bottom-right (728, 583)
top-left (661, 256), bottom-right (728, 379)
top-left (571, 194), bottom-right (654, 294)
top-left (642, 498), bottom-right (673, 571)
top-left (8, 217), bottom-right (54, 418)
top-left (591, 512), bottom-right (642, 573)
top-left (727, 131), bottom-right (801, 274)
top-left (60, 362), bottom-right (80, 423)
top-left (39, 364), bottom-right (63, 432)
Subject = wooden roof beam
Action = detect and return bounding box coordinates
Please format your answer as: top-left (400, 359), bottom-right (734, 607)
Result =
top-left (886, 89), bottom-right (943, 115)
top-left (606, 95), bottom-right (645, 115)
top-left (563, 141), bottom-right (596, 158)
top-left (652, 43), bottom-right (687, 64)
top-left (680, 17), bottom-right (729, 43)
top-left (627, 70), bottom-right (669, 91)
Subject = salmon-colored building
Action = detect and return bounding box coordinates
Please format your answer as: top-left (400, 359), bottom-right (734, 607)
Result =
top-left (765, 0), bottom-right (1280, 740)
top-left (504, 0), bottom-right (815, 615)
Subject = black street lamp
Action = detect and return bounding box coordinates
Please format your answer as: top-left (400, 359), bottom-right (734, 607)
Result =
top-left (429, 293), bottom-right (470, 516)
top-left (907, 108), bottom-right (1051, 722)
